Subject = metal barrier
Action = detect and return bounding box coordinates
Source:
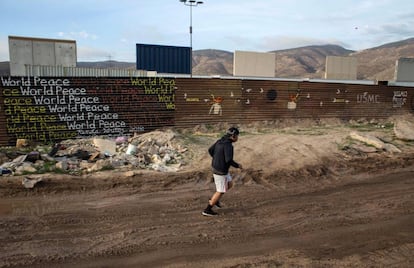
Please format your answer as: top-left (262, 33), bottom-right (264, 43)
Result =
top-left (24, 65), bottom-right (148, 77)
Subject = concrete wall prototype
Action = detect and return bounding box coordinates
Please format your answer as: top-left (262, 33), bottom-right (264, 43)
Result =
top-left (8, 36), bottom-right (77, 76)
top-left (8, 38), bottom-right (33, 76)
top-left (233, 51), bottom-right (276, 77)
top-left (325, 56), bottom-right (357, 80)
top-left (0, 76), bottom-right (413, 146)
top-left (395, 58), bottom-right (414, 82)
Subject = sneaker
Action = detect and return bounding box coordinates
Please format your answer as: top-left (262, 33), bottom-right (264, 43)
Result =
top-left (202, 209), bottom-right (218, 217)
top-left (215, 200), bottom-right (222, 208)
top-left (209, 199), bottom-right (222, 208)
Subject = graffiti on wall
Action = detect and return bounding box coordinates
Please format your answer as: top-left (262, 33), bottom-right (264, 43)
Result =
top-left (392, 91), bottom-right (408, 108)
top-left (2, 77), bottom-right (79, 141)
top-left (1, 76), bottom-right (414, 145)
top-left (266, 89), bottom-right (277, 101)
top-left (332, 88), bottom-right (350, 104)
top-left (209, 95), bottom-right (223, 116)
top-left (0, 77), bottom-right (176, 143)
top-left (287, 91), bottom-right (300, 110)
top-left (357, 92), bottom-right (380, 104)
top-left (130, 77), bottom-right (176, 110)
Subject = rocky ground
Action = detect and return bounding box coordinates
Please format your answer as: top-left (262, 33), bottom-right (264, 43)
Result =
top-left (0, 116), bottom-right (413, 267)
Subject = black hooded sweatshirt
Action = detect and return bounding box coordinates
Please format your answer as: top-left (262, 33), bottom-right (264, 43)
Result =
top-left (208, 135), bottom-right (240, 175)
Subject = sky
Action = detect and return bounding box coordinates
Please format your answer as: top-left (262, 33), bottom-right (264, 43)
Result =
top-left (1, 0), bottom-right (413, 62)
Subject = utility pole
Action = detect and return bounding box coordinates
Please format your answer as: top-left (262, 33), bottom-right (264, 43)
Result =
top-left (179, 0), bottom-right (203, 77)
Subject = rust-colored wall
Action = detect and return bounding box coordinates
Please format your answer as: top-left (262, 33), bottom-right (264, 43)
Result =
top-left (0, 76), bottom-right (413, 146)
top-left (174, 78), bottom-right (242, 127)
top-left (175, 79), bottom-right (414, 124)
top-left (0, 76), bottom-right (176, 145)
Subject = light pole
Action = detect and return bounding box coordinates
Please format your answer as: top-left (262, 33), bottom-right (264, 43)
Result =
top-left (179, 0), bottom-right (203, 77)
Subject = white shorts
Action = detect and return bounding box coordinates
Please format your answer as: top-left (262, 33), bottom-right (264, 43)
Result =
top-left (213, 173), bottom-right (232, 193)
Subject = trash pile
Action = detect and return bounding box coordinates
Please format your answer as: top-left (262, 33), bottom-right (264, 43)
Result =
top-left (0, 129), bottom-right (189, 176)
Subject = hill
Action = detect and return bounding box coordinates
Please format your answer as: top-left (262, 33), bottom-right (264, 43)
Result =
top-left (352, 38), bottom-right (414, 80)
top-left (270, 44), bottom-right (354, 79)
top-left (77, 60), bottom-right (135, 69)
top-left (192, 38), bottom-right (414, 80)
top-left (1, 37), bottom-right (413, 80)
top-left (193, 49), bottom-right (233, 76)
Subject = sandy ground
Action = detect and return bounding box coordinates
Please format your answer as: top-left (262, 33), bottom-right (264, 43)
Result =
top-left (0, 122), bottom-right (414, 267)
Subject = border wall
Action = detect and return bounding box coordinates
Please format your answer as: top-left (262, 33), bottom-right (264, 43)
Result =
top-left (9, 36), bottom-right (77, 76)
top-left (0, 76), bottom-right (413, 146)
top-left (24, 65), bottom-right (148, 77)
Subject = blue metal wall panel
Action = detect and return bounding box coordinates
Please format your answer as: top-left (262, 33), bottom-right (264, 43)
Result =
top-left (136, 44), bottom-right (191, 74)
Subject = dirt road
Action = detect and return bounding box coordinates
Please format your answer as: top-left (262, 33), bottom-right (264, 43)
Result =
top-left (1, 121), bottom-right (414, 267)
top-left (1, 154), bottom-right (413, 267)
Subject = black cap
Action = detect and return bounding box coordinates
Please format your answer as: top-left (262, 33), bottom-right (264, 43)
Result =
top-left (226, 127), bottom-right (240, 136)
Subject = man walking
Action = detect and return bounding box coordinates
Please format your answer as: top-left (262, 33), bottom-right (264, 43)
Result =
top-left (202, 127), bottom-right (243, 216)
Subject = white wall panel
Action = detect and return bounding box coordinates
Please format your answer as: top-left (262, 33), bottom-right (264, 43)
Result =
top-left (233, 51), bottom-right (275, 77)
top-left (325, 56), bottom-right (357, 80)
top-left (395, 58), bottom-right (414, 82)
top-left (8, 36), bottom-right (76, 76)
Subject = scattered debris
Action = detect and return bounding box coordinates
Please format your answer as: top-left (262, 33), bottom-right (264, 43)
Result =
top-left (25, 151), bottom-right (41, 163)
top-left (126, 144), bottom-right (137, 155)
top-left (1, 118), bottom-right (413, 177)
top-left (22, 177), bottom-right (43, 189)
top-left (0, 167), bottom-right (12, 176)
top-left (0, 129), bottom-right (190, 176)
top-left (349, 132), bottom-right (385, 150)
top-left (48, 143), bottom-right (62, 156)
top-left (93, 138), bottom-right (116, 156)
top-left (16, 139), bottom-right (30, 149)
top-left (394, 119), bottom-right (414, 141)
top-left (348, 130), bottom-right (404, 154)
top-left (123, 171), bottom-right (136, 177)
